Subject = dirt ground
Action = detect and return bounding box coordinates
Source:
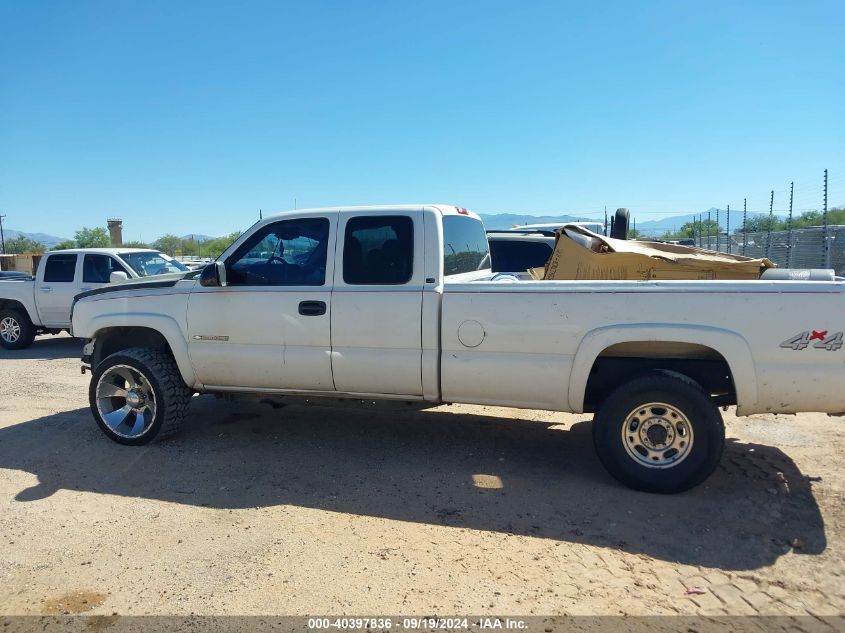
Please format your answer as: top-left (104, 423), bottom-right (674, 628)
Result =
top-left (1, 334), bottom-right (844, 617)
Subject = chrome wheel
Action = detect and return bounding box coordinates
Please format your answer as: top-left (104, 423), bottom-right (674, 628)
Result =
top-left (95, 364), bottom-right (157, 439)
top-left (0, 316), bottom-right (21, 343)
top-left (621, 402), bottom-right (694, 469)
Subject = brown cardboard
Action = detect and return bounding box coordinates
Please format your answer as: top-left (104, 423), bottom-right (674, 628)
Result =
top-left (541, 225), bottom-right (775, 281)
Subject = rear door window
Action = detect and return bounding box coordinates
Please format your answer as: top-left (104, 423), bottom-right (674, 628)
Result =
top-left (343, 216), bottom-right (413, 284)
top-left (43, 254), bottom-right (78, 282)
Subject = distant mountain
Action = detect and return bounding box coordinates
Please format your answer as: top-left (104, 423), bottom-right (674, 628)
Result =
top-left (478, 213), bottom-right (591, 230)
top-left (633, 213), bottom-right (706, 236)
top-left (1, 229), bottom-right (68, 248)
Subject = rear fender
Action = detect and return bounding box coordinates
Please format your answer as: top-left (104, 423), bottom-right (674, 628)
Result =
top-left (568, 323), bottom-right (757, 414)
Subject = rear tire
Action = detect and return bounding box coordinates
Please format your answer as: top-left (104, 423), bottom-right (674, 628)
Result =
top-left (592, 372), bottom-right (724, 493)
top-left (0, 309), bottom-right (36, 350)
top-left (89, 347), bottom-right (193, 445)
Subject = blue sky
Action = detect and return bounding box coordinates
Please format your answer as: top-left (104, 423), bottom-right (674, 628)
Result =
top-left (1, 0), bottom-right (843, 241)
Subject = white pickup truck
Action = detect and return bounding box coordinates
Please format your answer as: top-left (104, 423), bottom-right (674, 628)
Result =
top-left (71, 205), bottom-right (845, 493)
top-left (0, 248), bottom-right (189, 349)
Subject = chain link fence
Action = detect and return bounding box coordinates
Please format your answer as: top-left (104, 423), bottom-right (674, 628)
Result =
top-left (695, 225), bottom-right (845, 275)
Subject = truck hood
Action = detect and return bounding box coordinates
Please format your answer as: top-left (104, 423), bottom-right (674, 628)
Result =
top-left (74, 272), bottom-right (192, 302)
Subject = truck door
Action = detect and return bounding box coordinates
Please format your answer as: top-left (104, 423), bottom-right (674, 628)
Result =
top-left (331, 211), bottom-right (424, 395)
top-left (186, 215), bottom-right (336, 391)
top-left (36, 253), bottom-right (80, 327)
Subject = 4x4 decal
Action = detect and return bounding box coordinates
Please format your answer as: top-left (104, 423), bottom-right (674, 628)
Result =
top-left (780, 331), bottom-right (844, 351)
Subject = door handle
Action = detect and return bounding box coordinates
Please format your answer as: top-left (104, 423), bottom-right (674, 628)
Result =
top-left (39, 287), bottom-right (52, 293)
top-left (298, 300), bottom-right (326, 316)
top-left (79, 287), bottom-right (92, 292)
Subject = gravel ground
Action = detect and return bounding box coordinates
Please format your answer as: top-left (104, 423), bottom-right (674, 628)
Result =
top-left (1, 334), bottom-right (844, 617)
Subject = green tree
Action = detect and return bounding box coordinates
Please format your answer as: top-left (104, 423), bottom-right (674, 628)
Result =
top-left (792, 211), bottom-right (821, 228)
top-left (5, 236), bottom-right (45, 254)
top-left (783, 207), bottom-right (845, 230)
top-left (122, 240), bottom-right (149, 249)
top-left (735, 214), bottom-right (784, 234)
top-left (153, 234), bottom-right (182, 255)
top-left (732, 209), bottom-right (845, 234)
top-left (828, 207), bottom-right (845, 225)
top-left (683, 219), bottom-right (720, 238)
top-left (202, 232), bottom-right (243, 258)
top-left (52, 239), bottom-right (77, 250)
top-left (75, 227), bottom-right (111, 248)
top-left (181, 238), bottom-right (200, 257)
top-left (151, 231), bottom-right (242, 257)
top-left (662, 219), bottom-right (722, 241)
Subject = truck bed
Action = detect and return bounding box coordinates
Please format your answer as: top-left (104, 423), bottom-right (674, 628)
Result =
top-left (440, 278), bottom-right (845, 415)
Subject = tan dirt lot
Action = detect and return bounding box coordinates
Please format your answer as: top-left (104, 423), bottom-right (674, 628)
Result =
top-left (1, 334), bottom-right (844, 617)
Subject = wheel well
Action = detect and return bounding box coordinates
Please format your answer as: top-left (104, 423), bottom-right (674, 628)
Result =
top-left (0, 299), bottom-right (32, 320)
top-left (91, 327), bottom-right (173, 367)
top-left (583, 341), bottom-right (736, 412)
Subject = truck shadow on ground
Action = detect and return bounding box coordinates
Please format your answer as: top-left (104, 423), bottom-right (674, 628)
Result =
top-left (0, 335), bottom-right (82, 360)
top-left (0, 395), bottom-right (825, 570)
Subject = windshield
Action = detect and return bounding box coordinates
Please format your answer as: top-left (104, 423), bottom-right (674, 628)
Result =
top-left (119, 251), bottom-right (189, 277)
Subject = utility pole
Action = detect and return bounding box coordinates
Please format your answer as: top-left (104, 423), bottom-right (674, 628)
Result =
top-left (787, 181), bottom-right (794, 268)
top-left (823, 168), bottom-right (830, 269)
top-left (699, 214), bottom-right (703, 248)
top-left (767, 190), bottom-right (774, 259)
top-left (603, 207), bottom-right (607, 236)
top-left (707, 211), bottom-right (712, 250)
top-left (743, 198), bottom-right (747, 256)
top-left (726, 205), bottom-right (731, 254)
top-left (716, 209), bottom-right (720, 251)
top-left (0, 214), bottom-right (6, 254)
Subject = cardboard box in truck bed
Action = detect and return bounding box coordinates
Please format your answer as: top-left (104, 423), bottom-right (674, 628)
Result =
top-left (534, 225), bottom-right (776, 281)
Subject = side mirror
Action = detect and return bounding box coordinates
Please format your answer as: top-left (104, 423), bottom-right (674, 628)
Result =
top-left (200, 261), bottom-right (227, 287)
top-left (109, 271), bottom-right (129, 283)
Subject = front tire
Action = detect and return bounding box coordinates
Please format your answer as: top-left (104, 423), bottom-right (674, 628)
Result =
top-left (592, 372), bottom-right (725, 493)
top-left (0, 309), bottom-right (36, 350)
top-left (89, 347), bottom-right (193, 445)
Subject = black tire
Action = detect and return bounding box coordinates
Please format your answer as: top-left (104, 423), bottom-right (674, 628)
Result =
top-left (0, 308), bottom-right (36, 350)
top-left (89, 347), bottom-right (193, 445)
top-left (592, 372), bottom-right (724, 493)
top-left (611, 208), bottom-right (629, 240)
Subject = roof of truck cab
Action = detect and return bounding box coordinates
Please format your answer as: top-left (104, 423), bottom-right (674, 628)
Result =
top-left (45, 248), bottom-right (163, 255)
top-left (262, 204), bottom-right (481, 222)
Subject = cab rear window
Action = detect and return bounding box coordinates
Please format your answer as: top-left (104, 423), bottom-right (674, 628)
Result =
top-left (442, 216), bottom-right (491, 275)
top-left (43, 254), bottom-right (77, 282)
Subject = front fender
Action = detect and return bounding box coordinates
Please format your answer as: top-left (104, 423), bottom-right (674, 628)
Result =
top-left (567, 323), bottom-right (758, 414)
top-left (87, 312), bottom-right (197, 388)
